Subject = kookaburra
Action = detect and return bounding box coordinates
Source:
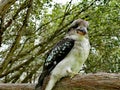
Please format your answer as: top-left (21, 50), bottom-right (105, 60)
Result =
top-left (35, 19), bottom-right (90, 90)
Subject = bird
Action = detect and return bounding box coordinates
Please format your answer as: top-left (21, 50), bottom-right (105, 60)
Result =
top-left (35, 19), bottom-right (90, 90)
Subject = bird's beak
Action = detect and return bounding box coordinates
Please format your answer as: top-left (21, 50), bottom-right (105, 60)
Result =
top-left (76, 27), bottom-right (87, 35)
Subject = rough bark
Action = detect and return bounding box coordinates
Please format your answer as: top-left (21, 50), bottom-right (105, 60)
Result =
top-left (0, 73), bottom-right (120, 90)
top-left (0, 83), bottom-right (35, 90)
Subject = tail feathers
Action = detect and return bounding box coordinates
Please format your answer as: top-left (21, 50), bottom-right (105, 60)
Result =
top-left (35, 72), bottom-right (47, 90)
top-left (45, 76), bottom-right (57, 90)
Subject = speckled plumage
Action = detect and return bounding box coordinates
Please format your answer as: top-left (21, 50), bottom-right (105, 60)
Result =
top-left (45, 38), bottom-right (75, 67)
top-left (35, 19), bottom-right (90, 90)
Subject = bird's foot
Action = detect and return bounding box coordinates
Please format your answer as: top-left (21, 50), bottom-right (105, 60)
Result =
top-left (66, 69), bottom-right (77, 78)
top-left (70, 72), bottom-right (77, 78)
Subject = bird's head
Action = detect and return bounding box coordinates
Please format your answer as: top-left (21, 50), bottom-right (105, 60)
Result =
top-left (67, 19), bottom-right (89, 40)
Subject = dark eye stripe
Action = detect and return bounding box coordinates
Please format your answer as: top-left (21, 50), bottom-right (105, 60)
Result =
top-left (68, 23), bottom-right (79, 32)
top-left (72, 23), bottom-right (79, 28)
top-left (87, 27), bottom-right (89, 30)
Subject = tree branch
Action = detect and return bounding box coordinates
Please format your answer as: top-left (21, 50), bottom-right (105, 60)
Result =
top-left (3, 0), bottom-right (30, 31)
top-left (0, 0), bottom-right (16, 16)
top-left (0, 73), bottom-right (120, 90)
top-left (0, 0), bottom-right (33, 74)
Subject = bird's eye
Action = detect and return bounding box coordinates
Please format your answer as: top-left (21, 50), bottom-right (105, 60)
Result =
top-left (68, 23), bottom-right (79, 32)
top-left (87, 27), bottom-right (89, 30)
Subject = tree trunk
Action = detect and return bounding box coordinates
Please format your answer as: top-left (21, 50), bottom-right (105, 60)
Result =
top-left (0, 73), bottom-right (120, 90)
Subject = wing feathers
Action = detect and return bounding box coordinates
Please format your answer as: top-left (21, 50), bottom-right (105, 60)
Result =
top-left (43, 38), bottom-right (75, 72)
top-left (36, 38), bottom-right (75, 89)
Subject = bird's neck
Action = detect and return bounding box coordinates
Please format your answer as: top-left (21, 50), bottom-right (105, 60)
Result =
top-left (65, 33), bottom-right (88, 41)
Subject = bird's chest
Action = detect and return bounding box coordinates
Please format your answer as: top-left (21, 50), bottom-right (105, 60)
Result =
top-left (65, 40), bottom-right (90, 71)
top-left (69, 41), bottom-right (89, 61)
top-left (51, 39), bottom-right (90, 76)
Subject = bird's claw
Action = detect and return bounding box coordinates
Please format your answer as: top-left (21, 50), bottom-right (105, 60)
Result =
top-left (66, 69), bottom-right (77, 78)
top-left (70, 72), bottom-right (77, 78)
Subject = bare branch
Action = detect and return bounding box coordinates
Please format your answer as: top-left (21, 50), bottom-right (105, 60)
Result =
top-left (0, 0), bottom-right (33, 74)
top-left (3, 0), bottom-right (30, 31)
top-left (0, 0), bottom-right (16, 16)
top-left (0, 73), bottom-right (120, 90)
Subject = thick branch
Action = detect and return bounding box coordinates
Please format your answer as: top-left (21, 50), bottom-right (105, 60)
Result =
top-left (52, 73), bottom-right (120, 90)
top-left (0, 84), bottom-right (35, 90)
top-left (0, 73), bottom-right (120, 90)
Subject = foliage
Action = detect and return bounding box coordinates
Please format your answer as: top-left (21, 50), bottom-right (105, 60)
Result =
top-left (0, 0), bottom-right (119, 83)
